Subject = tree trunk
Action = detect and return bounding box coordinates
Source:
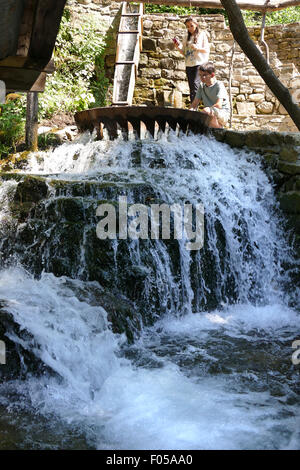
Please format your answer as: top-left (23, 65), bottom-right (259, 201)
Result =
top-left (220, 0), bottom-right (300, 131)
top-left (25, 92), bottom-right (39, 151)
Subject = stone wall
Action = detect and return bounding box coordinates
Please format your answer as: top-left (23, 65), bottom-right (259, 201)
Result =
top-left (67, 1), bottom-right (299, 132)
top-left (133, 13), bottom-right (300, 132)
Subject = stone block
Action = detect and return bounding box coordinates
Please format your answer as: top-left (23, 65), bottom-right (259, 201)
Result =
top-left (240, 85), bottom-right (253, 94)
top-left (278, 160), bottom-right (300, 175)
top-left (248, 76), bottom-right (265, 85)
top-left (215, 43), bottom-right (232, 53)
top-left (158, 39), bottom-right (173, 51)
top-left (279, 147), bottom-right (299, 163)
top-left (175, 81), bottom-right (189, 95)
top-left (140, 68), bottom-right (161, 79)
top-left (257, 102), bottom-right (274, 114)
top-left (224, 130), bottom-right (246, 148)
top-left (236, 102), bottom-right (256, 115)
top-left (142, 38), bottom-right (157, 51)
top-left (279, 191), bottom-right (300, 214)
top-left (249, 94), bottom-right (264, 102)
top-left (160, 58), bottom-right (175, 69)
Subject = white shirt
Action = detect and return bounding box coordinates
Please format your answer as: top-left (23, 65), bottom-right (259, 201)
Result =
top-left (182, 31), bottom-right (209, 67)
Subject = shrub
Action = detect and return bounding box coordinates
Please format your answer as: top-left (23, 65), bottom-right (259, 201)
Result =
top-left (39, 8), bottom-right (110, 120)
top-left (0, 97), bottom-right (26, 158)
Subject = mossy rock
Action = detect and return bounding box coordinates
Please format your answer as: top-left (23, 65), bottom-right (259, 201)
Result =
top-left (0, 151), bottom-right (31, 172)
top-left (278, 160), bottom-right (300, 175)
top-left (224, 130), bottom-right (246, 148)
top-left (279, 191), bottom-right (300, 214)
top-left (0, 301), bottom-right (53, 380)
top-left (279, 146), bottom-right (299, 163)
top-left (13, 176), bottom-right (48, 203)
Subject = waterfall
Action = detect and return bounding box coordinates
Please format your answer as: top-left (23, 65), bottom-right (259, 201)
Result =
top-left (0, 132), bottom-right (299, 450)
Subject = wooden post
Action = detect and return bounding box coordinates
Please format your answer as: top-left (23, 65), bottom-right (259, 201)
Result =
top-left (228, 41), bottom-right (235, 128)
top-left (25, 91), bottom-right (38, 151)
top-left (0, 80), bottom-right (6, 103)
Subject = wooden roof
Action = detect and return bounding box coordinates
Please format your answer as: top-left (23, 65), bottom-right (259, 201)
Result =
top-left (0, 0), bottom-right (67, 92)
top-left (128, 0), bottom-right (300, 12)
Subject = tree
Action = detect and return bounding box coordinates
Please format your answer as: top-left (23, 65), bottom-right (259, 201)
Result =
top-left (220, 0), bottom-right (300, 131)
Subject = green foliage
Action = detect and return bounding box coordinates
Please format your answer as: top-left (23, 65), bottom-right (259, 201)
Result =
top-left (145, 3), bottom-right (300, 27)
top-left (145, 4), bottom-right (224, 16)
top-left (242, 6), bottom-right (300, 26)
top-left (39, 8), bottom-right (109, 119)
top-left (0, 97), bottom-right (26, 157)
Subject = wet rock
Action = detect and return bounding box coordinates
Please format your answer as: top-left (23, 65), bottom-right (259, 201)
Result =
top-left (0, 301), bottom-right (53, 380)
top-left (224, 130), bottom-right (246, 148)
top-left (279, 147), bottom-right (299, 163)
top-left (279, 191), bottom-right (300, 214)
top-left (278, 160), bottom-right (300, 175)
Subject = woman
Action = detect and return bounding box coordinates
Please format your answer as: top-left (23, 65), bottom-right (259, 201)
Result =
top-left (174, 17), bottom-right (210, 103)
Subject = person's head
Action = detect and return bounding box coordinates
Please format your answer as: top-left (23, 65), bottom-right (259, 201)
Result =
top-left (199, 62), bottom-right (215, 85)
top-left (184, 17), bottom-right (199, 43)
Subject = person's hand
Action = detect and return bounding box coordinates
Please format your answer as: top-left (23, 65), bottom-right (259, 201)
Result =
top-left (203, 107), bottom-right (213, 115)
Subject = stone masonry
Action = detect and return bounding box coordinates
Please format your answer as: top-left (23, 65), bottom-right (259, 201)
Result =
top-left (68, 1), bottom-right (300, 132)
top-left (134, 13), bottom-right (300, 132)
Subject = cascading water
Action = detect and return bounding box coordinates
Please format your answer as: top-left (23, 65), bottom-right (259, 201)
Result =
top-left (0, 131), bottom-right (299, 450)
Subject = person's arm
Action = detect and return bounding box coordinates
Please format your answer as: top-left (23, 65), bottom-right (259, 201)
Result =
top-left (174, 37), bottom-right (185, 55)
top-left (211, 98), bottom-right (223, 109)
top-left (174, 42), bottom-right (184, 55)
top-left (190, 97), bottom-right (201, 110)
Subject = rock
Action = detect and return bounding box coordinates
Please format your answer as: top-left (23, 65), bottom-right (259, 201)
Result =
top-left (239, 85), bottom-right (253, 94)
top-left (279, 146), bottom-right (299, 162)
top-left (244, 130), bottom-right (275, 148)
top-left (160, 58), bottom-right (175, 69)
top-left (143, 20), bottom-right (153, 30)
top-left (157, 39), bottom-right (173, 51)
top-left (224, 130), bottom-right (246, 148)
top-left (215, 43), bottom-right (232, 53)
top-left (142, 38), bottom-right (157, 51)
top-left (249, 93), bottom-right (264, 102)
top-left (14, 176), bottom-right (48, 204)
top-left (140, 68), bottom-right (161, 79)
top-left (248, 76), bottom-right (265, 85)
top-left (257, 102), bottom-right (274, 114)
top-left (291, 88), bottom-right (300, 104)
top-left (278, 160), bottom-right (300, 175)
top-left (279, 191), bottom-right (300, 214)
top-left (236, 102), bottom-right (256, 115)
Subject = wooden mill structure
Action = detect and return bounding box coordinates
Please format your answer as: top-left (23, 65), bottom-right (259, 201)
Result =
top-left (0, 0), bottom-right (67, 93)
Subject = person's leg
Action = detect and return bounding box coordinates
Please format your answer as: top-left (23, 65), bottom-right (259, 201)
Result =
top-left (186, 66), bottom-right (200, 103)
top-left (201, 107), bottom-right (223, 128)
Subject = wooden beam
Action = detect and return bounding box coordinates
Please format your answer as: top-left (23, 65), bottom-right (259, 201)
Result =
top-left (0, 55), bottom-right (54, 91)
top-left (0, 0), bottom-right (25, 60)
top-left (0, 68), bottom-right (42, 92)
top-left (0, 56), bottom-right (55, 73)
top-left (113, 0), bottom-right (300, 12)
top-left (17, 0), bottom-right (38, 57)
top-left (29, 0), bottom-right (67, 61)
top-left (26, 91), bottom-right (39, 151)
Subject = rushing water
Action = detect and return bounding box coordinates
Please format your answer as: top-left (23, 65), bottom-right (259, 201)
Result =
top-left (0, 132), bottom-right (299, 449)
